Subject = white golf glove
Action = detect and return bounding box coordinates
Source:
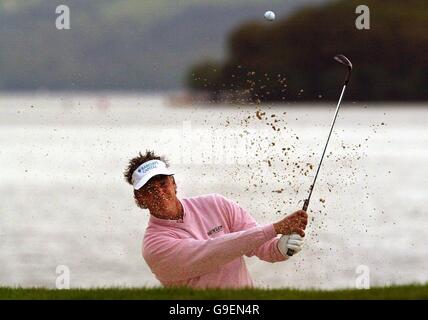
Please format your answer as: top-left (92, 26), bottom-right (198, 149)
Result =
top-left (277, 234), bottom-right (305, 257)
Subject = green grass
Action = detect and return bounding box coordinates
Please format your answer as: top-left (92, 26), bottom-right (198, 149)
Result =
top-left (1, 283), bottom-right (427, 300)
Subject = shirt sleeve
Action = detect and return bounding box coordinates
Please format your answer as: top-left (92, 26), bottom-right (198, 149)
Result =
top-left (218, 194), bottom-right (287, 262)
top-left (143, 224), bottom-right (277, 282)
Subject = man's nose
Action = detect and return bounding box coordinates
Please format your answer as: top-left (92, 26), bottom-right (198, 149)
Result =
top-left (155, 185), bottom-right (167, 195)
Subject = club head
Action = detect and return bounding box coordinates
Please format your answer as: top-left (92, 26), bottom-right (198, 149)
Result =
top-left (334, 54), bottom-right (353, 71)
top-left (334, 54), bottom-right (353, 85)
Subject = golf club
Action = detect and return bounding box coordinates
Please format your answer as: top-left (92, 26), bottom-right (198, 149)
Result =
top-left (286, 54), bottom-right (353, 257)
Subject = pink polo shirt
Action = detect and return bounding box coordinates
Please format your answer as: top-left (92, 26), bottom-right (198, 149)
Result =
top-left (142, 193), bottom-right (286, 288)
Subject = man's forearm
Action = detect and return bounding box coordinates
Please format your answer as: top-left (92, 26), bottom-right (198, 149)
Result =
top-left (144, 224), bottom-right (277, 282)
top-left (246, 238), bottom-right (287, 262)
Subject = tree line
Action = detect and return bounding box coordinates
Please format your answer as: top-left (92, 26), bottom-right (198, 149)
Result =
top-left (188, 0), bottom-right (428, 102)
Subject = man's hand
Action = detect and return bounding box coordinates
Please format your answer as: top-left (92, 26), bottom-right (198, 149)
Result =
top-left (273, 210), bottom-right (308, 237)
top-left (277, 234), bottom-right (305, 257)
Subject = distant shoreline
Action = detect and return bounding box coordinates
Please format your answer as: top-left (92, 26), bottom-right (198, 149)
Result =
top-left (0, 90), bottom-right (427, 107)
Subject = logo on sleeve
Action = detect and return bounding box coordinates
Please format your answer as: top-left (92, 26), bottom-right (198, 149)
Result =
top-left (207, 225), bottom-right (223, 236)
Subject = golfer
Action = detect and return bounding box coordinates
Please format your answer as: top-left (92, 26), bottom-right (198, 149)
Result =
top-left (124, 151), bottom-right (308, 288)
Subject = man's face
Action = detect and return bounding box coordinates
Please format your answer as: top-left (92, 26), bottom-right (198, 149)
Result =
top-left (137, 175), bottom-right (177, 211)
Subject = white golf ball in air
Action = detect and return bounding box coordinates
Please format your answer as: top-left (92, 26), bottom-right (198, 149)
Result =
top-left (264, 11), bottom-right (275, 21)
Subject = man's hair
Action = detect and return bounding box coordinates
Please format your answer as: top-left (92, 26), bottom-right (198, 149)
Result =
top-left (123, 150), bottom-right (169, 186)
top-left (123, 150), bottom-right (170, 209)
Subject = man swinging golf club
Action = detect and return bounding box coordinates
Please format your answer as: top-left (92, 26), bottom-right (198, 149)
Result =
top-left (123, 54), bottom-right (352, 288)
top-left (124, 151), bottom-right (308, 288)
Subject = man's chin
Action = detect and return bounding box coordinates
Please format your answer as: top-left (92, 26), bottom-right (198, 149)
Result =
top-left (154, 198), bottom-right (176, 208)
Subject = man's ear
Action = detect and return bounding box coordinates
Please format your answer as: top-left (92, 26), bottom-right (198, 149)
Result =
top-left (134, 190), bottom-right (147, 208)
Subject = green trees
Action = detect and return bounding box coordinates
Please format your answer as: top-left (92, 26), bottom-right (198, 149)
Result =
top-left (188, 0), bottom-right (428, 102)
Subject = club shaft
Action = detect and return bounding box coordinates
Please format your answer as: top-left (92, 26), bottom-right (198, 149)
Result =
top-left (305, 84), bottom-right (347, 207)
top-left (287, 56), bottom-right (352, 257)
top-left (287, 84), bottom-right (347, 257)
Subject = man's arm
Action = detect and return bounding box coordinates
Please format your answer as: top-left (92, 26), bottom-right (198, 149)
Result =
top-left (219, 194), bottom-right (297, 262)
top-left (143, 224), bottom-right (277, 282)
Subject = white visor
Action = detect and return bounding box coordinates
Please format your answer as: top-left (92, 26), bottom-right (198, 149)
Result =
top-left (132, 160), bottom-right (174, 190)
